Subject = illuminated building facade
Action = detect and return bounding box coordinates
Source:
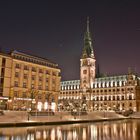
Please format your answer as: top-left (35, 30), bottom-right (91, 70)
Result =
top-left (59, 19), bottom-right (140, 112)
top-left (0, 50), bottom-right (61, 111)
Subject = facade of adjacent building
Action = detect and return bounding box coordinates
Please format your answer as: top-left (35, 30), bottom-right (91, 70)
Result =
top-left (59, 19), bottom-right (140, 112)
top-left (0, 50), bottom-right (61, 111)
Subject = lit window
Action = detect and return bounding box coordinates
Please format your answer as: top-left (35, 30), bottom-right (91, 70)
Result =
top-left (22, 92), bottom-right (27, 98)
top-left (39, 69), bottom-right (43, 73)
top-left (14, 81), bottom-right (18, 87)
top-left (31, 84), bottom-right (34, 89)
top-left (38, 85), bottom-right (42, 90)
top-left (39, 77), bottom-right (42, 81)
top-left (14, 91), bottom-right (18, 97)
top-left (15, 72), bottom-right (19, 77)
top-left (52, 72), bottom-right (56, 76)
top-left (24, 65), bottom-right (28, 70)
top-left (46, 78), bottom-right (49, 82)
top-left (46, 70), bottom-right (50, 75)
top-left (32, 75), bottom-right (36, 80)
top-left (23, 82), bottom-right (27, 88)
top-left (32, 67), bottom-right (36, 72)
top-left (46, 86), bottom-right (49, 90)
top-left (15, 64), bottom-right (20, 68)
top-left (24, 74), bottom-right (28, 79)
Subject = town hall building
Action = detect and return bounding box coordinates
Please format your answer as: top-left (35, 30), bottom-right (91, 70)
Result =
top-left (59, 18), bottom-right (140, 112)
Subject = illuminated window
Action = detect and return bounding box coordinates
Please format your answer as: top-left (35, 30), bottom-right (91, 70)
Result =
top-left (52, 79), bottom-right (55, 84)
top-left (15, 72), bottom-right (19, 77)
top-left (39, 69), bottom-right (43, 73)
top-left (46, 70), bottom-right (50, 75)
top-left (39, 77), bottom-right (42, 81)
top-left (32, 75), bottom-right (36, 80)
top-left (14, 91), bottom-right (18, 97)
top-left (15, 63), bottom-right (20, 68)
top-left (24, 74), bottom-right (28, 79)
top-left (23, 82), bottom-right (27, 88)
top-left (46, 78), bottom-right (49, 82)
top-left (24, 65), bottom-right (28, 70)
top-left (52, 72), bottom-right (56, 76)
top-left (38, 85), bottom-right (42, 90)
top-left (22, 92), bottom-right (27, 98)
top-left (31, 84), bottom-right (34, 89)
top-left (14, 81), bottom-right (18, 87)
top-left (32, 67), bottom-right (36, 72)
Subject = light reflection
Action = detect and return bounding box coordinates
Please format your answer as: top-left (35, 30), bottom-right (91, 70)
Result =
top-left (83, 128), bottom-right (86, 140)
top-left (51, 128), bottom-right (55, 140)
top-left (0, 120), bottom-right (139, 140)
top-left (43, 130), bottom-right (47, 139)
top-left (57, 127), bottom-right (62, 140)
top-left (36, 131), bottom-right (41, 139)
top-left (67, 131), bottom-right (72, 140)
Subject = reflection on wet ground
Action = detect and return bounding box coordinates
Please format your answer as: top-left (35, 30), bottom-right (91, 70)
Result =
top-left (0, 119), bottom-right (139, 140)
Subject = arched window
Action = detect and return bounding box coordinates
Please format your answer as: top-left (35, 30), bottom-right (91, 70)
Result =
top-left (113, 82), bottom-right (115, 87)
top-left (100, 97), bottom-right (103, 101)
top-left (109, 82), bottom-right (111, 87)
top-left (129, 95), bottom-right (132, 100)
top-left (113, 96), bottom-right (115, 100)
top-left (117, 81), bottom-right (120, 87)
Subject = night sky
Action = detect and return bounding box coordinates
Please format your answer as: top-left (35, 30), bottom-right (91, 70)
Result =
top-left (0, 0), bottom-right (140, 80)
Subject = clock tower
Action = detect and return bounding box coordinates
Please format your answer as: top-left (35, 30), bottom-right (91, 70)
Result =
top-left (80, 18), bottom-right (96, 93)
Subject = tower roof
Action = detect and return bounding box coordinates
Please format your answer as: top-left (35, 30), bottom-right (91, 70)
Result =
top-left (82, 17), bottom-right (94, 59)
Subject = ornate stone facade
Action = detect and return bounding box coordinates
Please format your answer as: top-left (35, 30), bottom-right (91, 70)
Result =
top-left (59, 19), bottom-right (140, 112)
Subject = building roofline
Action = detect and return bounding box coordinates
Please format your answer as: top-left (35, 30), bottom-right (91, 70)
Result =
top-left (10, 50), bottom-right (57, 65)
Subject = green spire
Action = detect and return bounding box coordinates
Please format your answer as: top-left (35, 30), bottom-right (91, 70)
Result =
top-left (82, 17), bottom-right (94, 59)
top-left (87, 16), bottom-right (90, 33)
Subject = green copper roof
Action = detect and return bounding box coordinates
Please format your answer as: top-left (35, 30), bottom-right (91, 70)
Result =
top-left (61, 75), bottom-right (139, 87)
top-left (82, 17), bottom-right (94, 59)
